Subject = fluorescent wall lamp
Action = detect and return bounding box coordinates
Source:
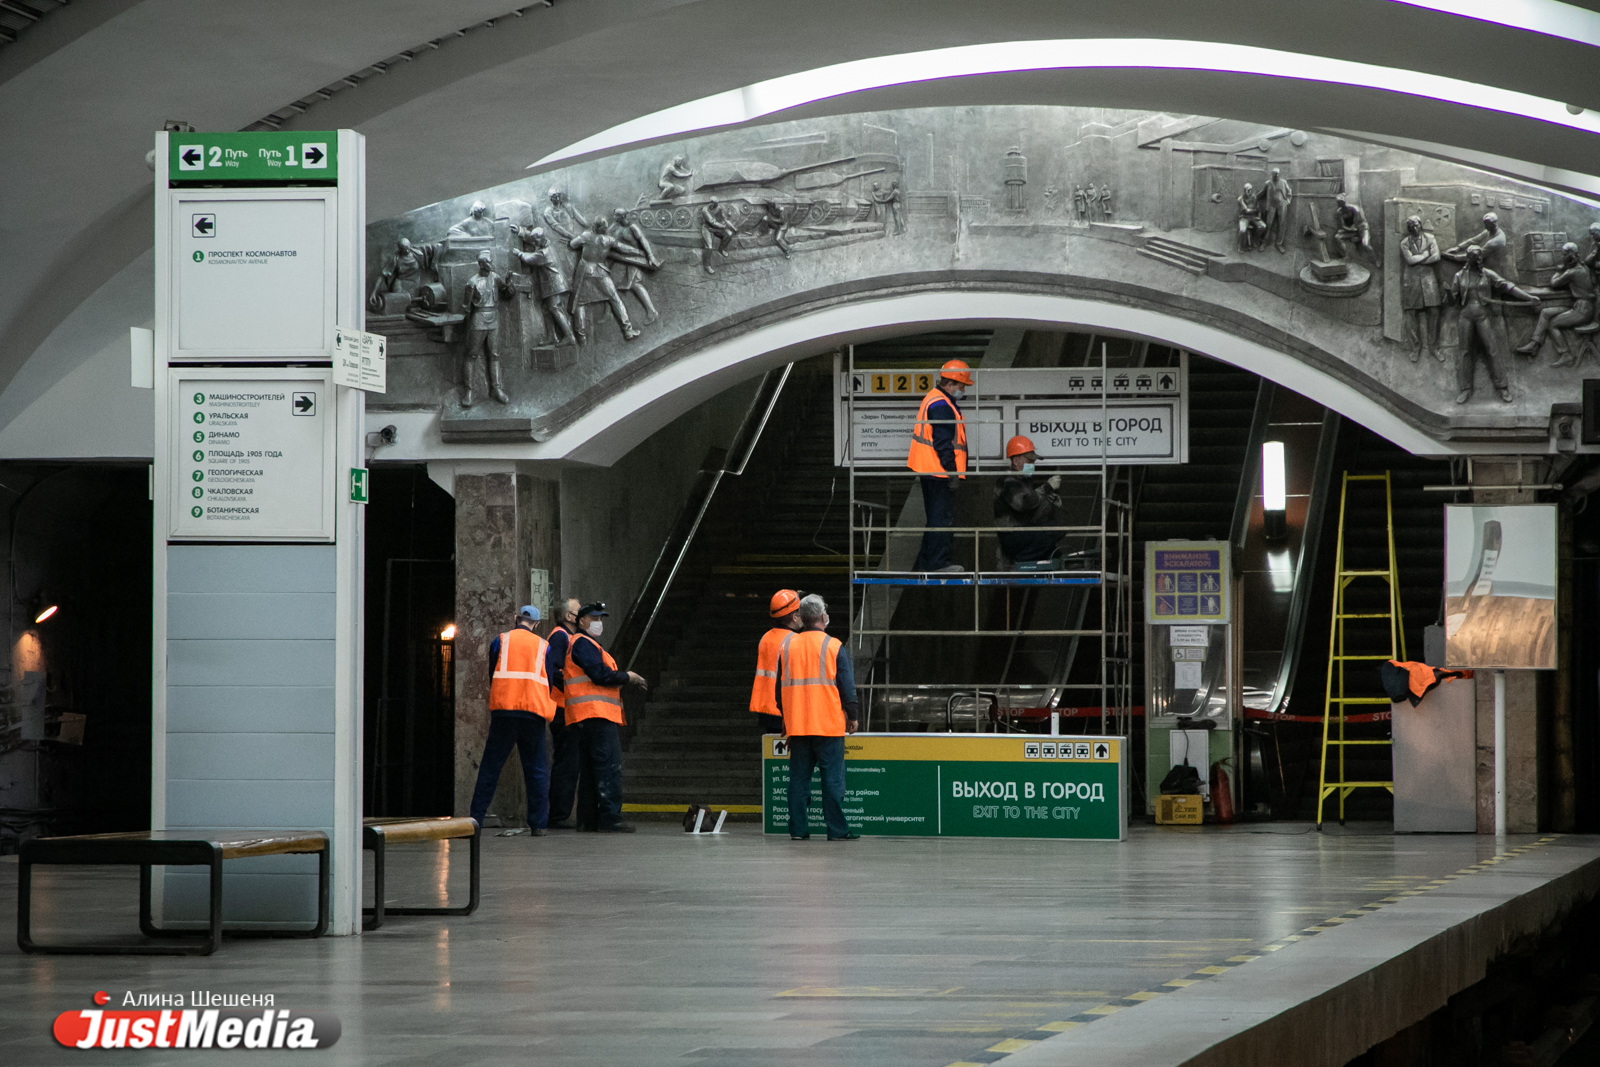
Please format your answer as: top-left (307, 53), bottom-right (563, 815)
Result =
top-left (439, 624), bottom-right (457, 641)
top-left (34, 605), bottom-right (58, 623)
top-left (1262, 441), bottom-right (1287, 542)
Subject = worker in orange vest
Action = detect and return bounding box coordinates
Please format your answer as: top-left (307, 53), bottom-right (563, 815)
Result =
top-left (543, 597), bottom-right (583, 829)
top-left (776, 594), bottom-right (859, 841)
top-left (563, 601), bottom-right (649, 832)
top-left (751, 588), bottom-right (803, 735)
top-left (469, 605), bottom-right (558, 834)
top-left (906, 359), bottom-right (972, 572)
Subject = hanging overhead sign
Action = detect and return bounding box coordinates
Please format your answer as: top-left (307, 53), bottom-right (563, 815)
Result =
top-left (168, 131), bottom-right (338, 184)
top-left (836, 363), bottom-right (1188, 468)
top-left (168, 369), bottom-right (336, 542)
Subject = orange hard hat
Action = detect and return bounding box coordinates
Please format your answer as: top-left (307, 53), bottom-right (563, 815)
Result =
top-left (1006, 435), bottom-right (1036, 459)
top-left (769, 589), bottom-right (801, 618)
top-left (939, 359), bottom-right (974, 386)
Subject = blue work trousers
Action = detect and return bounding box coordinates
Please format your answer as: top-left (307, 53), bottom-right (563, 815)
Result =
top-left (914, 476), bottom-right (957, 570)
top-left (575, 717), bottom-right (625, 830)
top-left (787, 735), bottom-right (851, 839)
top-left (470, 711), bottom-right (550, 829)
top-left (548, 709), bottom-right (580, 822)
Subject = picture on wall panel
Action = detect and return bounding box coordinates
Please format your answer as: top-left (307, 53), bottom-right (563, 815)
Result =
top-left (1443, 504), bottom-right (1556, 670)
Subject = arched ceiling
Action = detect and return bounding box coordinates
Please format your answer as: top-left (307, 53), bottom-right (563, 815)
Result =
top-left (3, 0), bottom-right (1599, 451)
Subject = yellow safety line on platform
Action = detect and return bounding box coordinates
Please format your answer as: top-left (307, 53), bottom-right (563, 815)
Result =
top-left (943, 837), bottom-right (1561, 1067)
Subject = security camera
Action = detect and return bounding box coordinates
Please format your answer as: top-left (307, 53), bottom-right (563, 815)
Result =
top-left (365, 425), bottom-right (398, 449)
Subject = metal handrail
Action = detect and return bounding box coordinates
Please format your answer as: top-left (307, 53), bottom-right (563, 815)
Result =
top-left (616, 364), bottom-right (792, 671)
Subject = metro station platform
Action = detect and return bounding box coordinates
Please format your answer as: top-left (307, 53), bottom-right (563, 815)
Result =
top-left (5, 827), bottom-right (1599, 1066)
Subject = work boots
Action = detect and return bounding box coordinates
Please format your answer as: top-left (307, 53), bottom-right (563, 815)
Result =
top-left (488, 359), bottom-right (509, 404)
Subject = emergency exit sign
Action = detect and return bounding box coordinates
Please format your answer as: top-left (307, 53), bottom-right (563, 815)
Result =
top-left (169, 132), bottom-right (337, 184)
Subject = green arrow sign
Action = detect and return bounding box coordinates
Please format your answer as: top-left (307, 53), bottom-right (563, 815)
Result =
top-left (168, 132), bottom-right (337, 185)
top-left (349, 468), bottom-right (369, 505)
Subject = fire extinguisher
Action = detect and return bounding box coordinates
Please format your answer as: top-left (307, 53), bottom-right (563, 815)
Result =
top-left (1210, 759), bottom-right (1235, 826)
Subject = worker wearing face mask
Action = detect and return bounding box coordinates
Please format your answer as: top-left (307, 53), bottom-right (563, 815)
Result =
top-left (994, 435), bottom-right (1068, 567)
top-left (906, 359), bottom-right (972, 573)
top-left (562, 602), bottom-right (649, 832)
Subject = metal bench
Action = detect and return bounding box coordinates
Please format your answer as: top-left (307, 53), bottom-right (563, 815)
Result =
top-left (17, 829), bottom-right (329, 956)
top-left (362, 816), bottom-right (479, 931)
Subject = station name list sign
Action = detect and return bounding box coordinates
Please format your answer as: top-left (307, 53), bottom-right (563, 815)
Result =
top-left (168, 369), bottom-right (335, 542)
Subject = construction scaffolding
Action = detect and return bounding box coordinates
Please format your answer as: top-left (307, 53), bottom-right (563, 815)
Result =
top-left (840, 343), bottom-right (1140, 738)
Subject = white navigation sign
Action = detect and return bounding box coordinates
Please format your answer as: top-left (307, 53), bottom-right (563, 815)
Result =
top-left (168, 369), bottom-right (335, 542)
top-left (171, 190), bottom-right (334, 361)
top-left (332, 328), bottom-right (387, 393)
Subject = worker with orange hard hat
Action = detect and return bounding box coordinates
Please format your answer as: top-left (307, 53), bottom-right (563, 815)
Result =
top-left (751, 588), bottom-right (803, 735)
top-left (994, 434), bottom-right (1069, 567)
top-left (906, 359), bottom-right (973, 572)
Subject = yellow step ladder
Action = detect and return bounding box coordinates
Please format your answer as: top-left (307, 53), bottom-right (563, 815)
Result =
top-left (1316, 471), bottom-right (1404, 829)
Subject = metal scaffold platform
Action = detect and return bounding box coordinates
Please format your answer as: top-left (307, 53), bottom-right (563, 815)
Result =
top-left (839, 343), bottom-right (1143, 737)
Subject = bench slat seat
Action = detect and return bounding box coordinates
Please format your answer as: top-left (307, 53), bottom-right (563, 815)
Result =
top-left (18, 829), bottom-right (329, 956)
top-left (361, 816), bottom-right (480, 930)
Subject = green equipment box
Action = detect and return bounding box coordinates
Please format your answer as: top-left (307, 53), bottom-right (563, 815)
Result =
top-left (763, 733), bottom-right (1128, 840)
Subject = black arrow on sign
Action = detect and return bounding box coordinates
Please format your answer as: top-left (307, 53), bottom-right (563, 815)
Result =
top-left (182, 148), bottom-right (202, 167)
top-left (294, 395), bottom-right (314, 413)
top-left (304, 145), bottom-right (324, 165)
top-left (194, 217), bottom-right (214, 235)
top-left (1158, 374), bottom-right (1175, 389)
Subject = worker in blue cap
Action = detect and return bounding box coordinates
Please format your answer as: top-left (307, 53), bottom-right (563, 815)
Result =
top-left (469, 605), bottom-right (558, 835)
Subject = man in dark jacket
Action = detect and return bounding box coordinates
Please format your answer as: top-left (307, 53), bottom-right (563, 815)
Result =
top-left (994, 435), bottom-right (1067, 566)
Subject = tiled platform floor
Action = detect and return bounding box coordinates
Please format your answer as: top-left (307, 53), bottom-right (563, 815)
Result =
top-left (2, 823), bottom-right (1594, 1066)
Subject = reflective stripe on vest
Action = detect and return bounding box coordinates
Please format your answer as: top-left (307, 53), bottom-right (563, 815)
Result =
top-left (777, 630), bottom-right (845, 737)
top-left (749, 627), bottom-right (788, 715)
top-left (906, 388), bottom-right (967, 479)
top-left (487, 628), bottom-right (557, 719)
top-left (563, 632), bottom-right (625, 725)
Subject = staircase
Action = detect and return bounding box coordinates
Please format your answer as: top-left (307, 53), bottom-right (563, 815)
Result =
top-left (1137, 236), bottom-right (1221, 275)
top-left (620, 359), bottom-right (855, 810)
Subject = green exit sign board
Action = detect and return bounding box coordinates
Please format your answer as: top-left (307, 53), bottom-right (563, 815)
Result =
top-left (169, 132), bottom-right (337, 185)
top-left (763, 734), bottom-right (1127, 840)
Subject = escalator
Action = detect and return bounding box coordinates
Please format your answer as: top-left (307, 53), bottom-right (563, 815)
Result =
top-left (617, 356), bottom-right (861, 809)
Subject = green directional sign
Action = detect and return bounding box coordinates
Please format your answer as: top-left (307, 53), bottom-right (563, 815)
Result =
top-left (168, 132), bottom-right (337, 185)
top-left (763, 734), bottom-right (1126, 840)
top-left (349, 467), bottom-right (369, 505)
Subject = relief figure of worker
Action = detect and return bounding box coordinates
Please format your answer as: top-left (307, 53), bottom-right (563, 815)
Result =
top-left (659, 156), bottom-right (693, 200)
top-left (873, 180), bottom-right (905, 235)
top-left (460, 250), bottom-right (514, 407)
top-left (1449, 244), bottom-right (1538, 404)
top-left (607, 208), bottom-right (662, 323)
top-left (369, 236), bottom-right (440, 312)
top-left (569, 218), bottom-right (643, 341)
top-left (510, 225), bottom-right (576, 347)
top-left (1236, 183), bottom-right (1266, 253)
top-left (448, 199), bottom-right (495, 239)
top-left (1330, 195), bottom-right (1371, 258)
top-left (1399, 215), bottom-right (1445, 363)
top-left (698, 198), bottom-right (739, 275)
top-left (1257, 168), bottom-right (1293, 254)
top-left (1514, 242), bottom-right (1596, 367)
top-left (543, 188), bottom-right (589, 242)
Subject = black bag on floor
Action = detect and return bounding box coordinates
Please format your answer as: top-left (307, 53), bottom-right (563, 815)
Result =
top-left (1159, 762), bottom-right (1203, 795)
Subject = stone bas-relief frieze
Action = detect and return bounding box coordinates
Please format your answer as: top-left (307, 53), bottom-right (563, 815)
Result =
top-left (364, 107), bottom-right (1600, 446)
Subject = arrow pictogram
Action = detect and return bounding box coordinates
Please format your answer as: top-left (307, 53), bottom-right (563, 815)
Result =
top-left (182, 148), bottom-right (202, 167)
top-left (292, 393), bottom-right (315, 415)
top-left (192, 215), bottom-right (214, 236)
top-left (304, 145), bottom-right (324, 165)
top-left (1158, 373), bottom-right (1175, 390)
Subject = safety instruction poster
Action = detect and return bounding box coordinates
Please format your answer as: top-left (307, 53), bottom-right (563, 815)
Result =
top-left (1146, 540), bottom-right (1230, 623)
top-left (763, 734), bottom-right (1126, 840)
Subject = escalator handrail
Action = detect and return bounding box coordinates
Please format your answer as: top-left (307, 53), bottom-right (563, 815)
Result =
top-left (615, 364), bottom-right (793, 671)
